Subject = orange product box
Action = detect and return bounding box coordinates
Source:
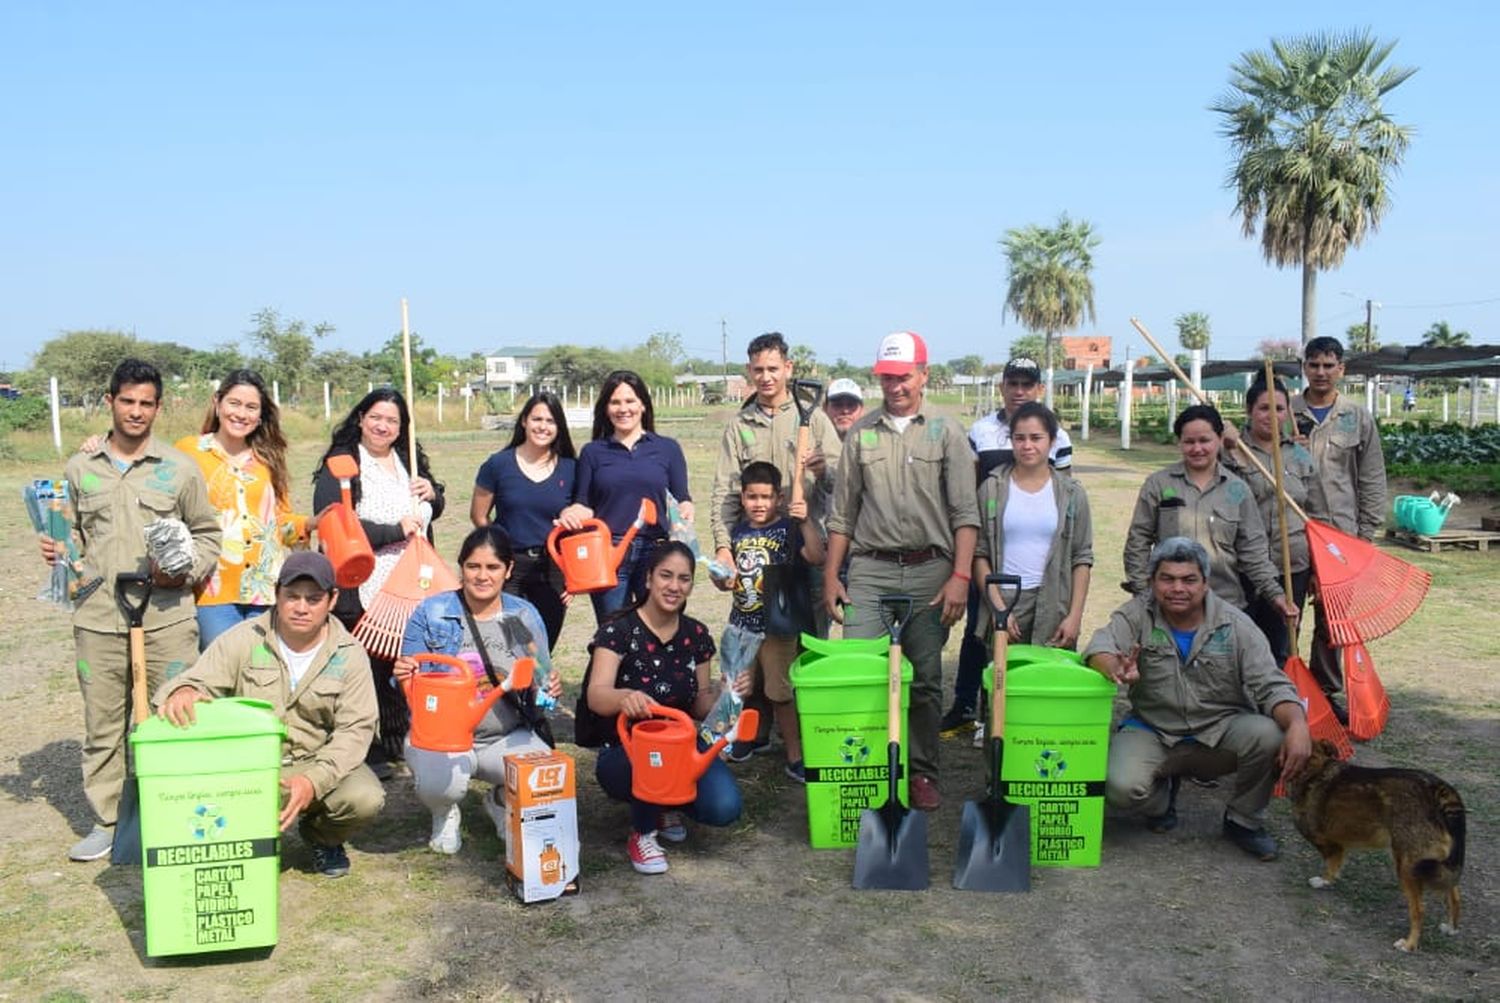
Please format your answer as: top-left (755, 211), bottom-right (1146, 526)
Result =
top-left (503, 749), bottom-right (580, 903)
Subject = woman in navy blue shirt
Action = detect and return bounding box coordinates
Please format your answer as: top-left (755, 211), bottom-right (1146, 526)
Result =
top-left (558, 371), bottom-right (692, 622)
top-left (471, 392), bottom-right (577, 649)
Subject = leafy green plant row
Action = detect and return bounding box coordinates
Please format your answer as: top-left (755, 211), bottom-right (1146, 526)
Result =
top-left (1381, 421), bottom-right (1500, 465)
top-left (1386, 462), bottom-right (1500, 497)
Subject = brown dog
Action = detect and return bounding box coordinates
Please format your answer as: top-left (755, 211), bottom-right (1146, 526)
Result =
top-left (1287, 739), bottom-right (1466, 952)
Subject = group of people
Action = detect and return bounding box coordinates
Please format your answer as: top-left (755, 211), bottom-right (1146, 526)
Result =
top-left (42, 327), bottom-right (1385, 878)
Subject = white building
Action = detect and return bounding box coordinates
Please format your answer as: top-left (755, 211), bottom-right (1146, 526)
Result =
top-left (483, 347), bottom-right (544, 390)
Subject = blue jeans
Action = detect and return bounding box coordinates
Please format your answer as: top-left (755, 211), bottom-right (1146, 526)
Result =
top-left (950, 585), bottom-right (986, 711)
top-left (197, 603), bottom-right (267, 650)
top-left (588, 535), bottom-right (658, 624)
top-left (595, 741), bottom-right (743, 835)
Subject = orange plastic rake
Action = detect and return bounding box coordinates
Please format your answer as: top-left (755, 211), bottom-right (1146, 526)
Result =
top-left (354, 299), bottom-right (459, 659)
top-left (1342, 641), bottom-right (1390, 741)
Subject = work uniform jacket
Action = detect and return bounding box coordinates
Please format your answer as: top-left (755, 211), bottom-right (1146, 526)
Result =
top-left (1222, 434), bottom-right (1315, 576)
top-left (974, 465), bottom-right (1093, 647)
top-left (1290, 392), bottom-right (1387, 541)
top-left (827, 401), bottom-right (980, 559)
top-left (1083, 592), bottom-right (1299, 747)
top-left (1123, 462), bottom-right (1284, 609)
top-left (65, 434), bottom-right (221, 633)
top-left (154, 612), bottom-right (376, 800)
top-left (710, 397), bottom-right (842, 553)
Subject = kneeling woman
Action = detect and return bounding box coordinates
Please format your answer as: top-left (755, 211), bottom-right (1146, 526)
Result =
top-left (395, 526), bottom-right (562, 855)
top-left (586, 542), bottom-right (749, 874)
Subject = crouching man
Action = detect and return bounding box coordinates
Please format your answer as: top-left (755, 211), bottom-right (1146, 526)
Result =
top-left (154, 552), bottom-right (384, 877)
top-left (1084, 537), bottom-right (1309, 860)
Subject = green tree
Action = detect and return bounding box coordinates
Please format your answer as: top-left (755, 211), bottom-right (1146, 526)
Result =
top-left (1345, 321), bottom-right (1379, 353)
top-left (1175, 311), bottom-right (1212, 353)
top-left (309, 350), bottom-right (378, 392)
top-left (641, 331), bottom-right (685, 370)
top-left (368, 331), bottom-right (441, 394)
top-left (248, 308), bottom-right (333, 398)
top-left (534, 345), bottom-right (628, 388)
top-left (1420, 320), bottom-right (1471, 348)
top-left (1000, 213), bottom-right (1099, 404)
top-left (789, 344), bottom-right (819, 375)
top-left (1255, 337), bottom-right (1301, 361)
top-left (30, 330), bottom-right (145, 400)
top-left (1008, 333), bottom-right (1048, 363)
top-left (1212, 30), bottom-right (1416, 344)
top-left (948, 354), bottom-right (985, 376)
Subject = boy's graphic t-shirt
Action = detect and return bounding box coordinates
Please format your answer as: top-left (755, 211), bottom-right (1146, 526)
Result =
top-left (730, 516), bottom-right (800, 634)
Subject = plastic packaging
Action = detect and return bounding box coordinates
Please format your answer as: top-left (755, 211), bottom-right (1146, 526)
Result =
top-left (665, 491), bottom-right (702, 562)
top-left (144, 517), bottom-right (195, 576)
top-left (23, 479), bottom-right (89, 608)
top-left (699, 621), bottom-right (763, 743)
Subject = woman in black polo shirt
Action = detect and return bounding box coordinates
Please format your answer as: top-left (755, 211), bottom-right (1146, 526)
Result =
top-left (470, 391), bottom-right (577, 649)
top-left (558, 371), bottom-right (691, 622)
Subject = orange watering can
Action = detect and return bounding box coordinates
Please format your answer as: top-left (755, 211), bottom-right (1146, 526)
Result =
top-left (403, 653), bottom-right (536, 753)
top-left (616, 705), bottom-right (760, 805)
top-left (547, 498), bottom-right (658, 594)
top-left (315, 453), bottom-right (376, 588)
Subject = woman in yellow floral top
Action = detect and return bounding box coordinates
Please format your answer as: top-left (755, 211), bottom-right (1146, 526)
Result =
top-left (176, 369), bottom-right (308, 647)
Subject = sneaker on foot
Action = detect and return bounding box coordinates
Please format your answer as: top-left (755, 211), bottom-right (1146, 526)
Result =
top-left (483, 786), bottom-right (508, 839)
top-left (1222, 815), bottom-right (1279, 861)
top-left (68, 824), bottom-right (114, 862)
top-left (428, 804), bottom-right (461, 855)
top-left (627, 830), bottom-right (669, 874)
top-left (657, 810), bottom-right (687, 843)
top-left (939, 704), bottom-right (977, 736)
top-left (785, 759), bottom-right (806, 783)
top-left (910, 775), bottom-right (941, 812)
top-left (726, 738), bottom-right (770, 763)
top-left (1146, 776), bottom-right (1181, 833)
top-left (310, 842), bottom-right (352, 878)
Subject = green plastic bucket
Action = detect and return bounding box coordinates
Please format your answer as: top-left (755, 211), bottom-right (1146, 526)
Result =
top-left (798, 632), bottom-right (889, 658)
top-left (982, 661), bottom-right (1115, 868)
top-left (1006, 644), bottom-right (1085, 668)
top-left (791, 646), bottom-right (912, 848)
top-left (132, 697), bottom-right (286, 957)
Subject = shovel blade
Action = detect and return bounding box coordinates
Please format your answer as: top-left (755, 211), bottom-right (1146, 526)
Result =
top-left (952, 799), bottom-right (1031, 892)
top-left (852, 802), bottom-right (930, 890)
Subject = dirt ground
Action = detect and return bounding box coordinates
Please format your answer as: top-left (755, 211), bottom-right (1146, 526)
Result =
top-left (1, 410), bottom-right (1497, 1001)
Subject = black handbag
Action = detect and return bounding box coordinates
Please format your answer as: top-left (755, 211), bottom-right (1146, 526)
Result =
top-left (460, 597), bottom-right (556, 748)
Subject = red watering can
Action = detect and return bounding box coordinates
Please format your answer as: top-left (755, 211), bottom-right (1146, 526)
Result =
top-left (315, 453), bottom-right (376, 588)
top-left (402, 653), bottom-right (536, 753)
top-left (547, 498), bottom-right (658, 594)
top-left (616, 705), bottom-right (760, 805)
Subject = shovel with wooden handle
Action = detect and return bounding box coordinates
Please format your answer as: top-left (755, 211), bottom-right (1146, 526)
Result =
top-left (111, 572), bottom-right (153, 865)
top-left (789, 379), bottom-right (825, 511)
top-left (852, 594), bottom-right (929, 890)
top-left (953, 573), bottom-right (1031, 891)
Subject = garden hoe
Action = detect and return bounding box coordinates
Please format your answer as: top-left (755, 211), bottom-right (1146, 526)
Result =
top-left (853, 594), bottom-right (929, 890)
top-left (953, 574), bottom-right (1031, 892)
top-left (111, 572), bottom-right (153, 865)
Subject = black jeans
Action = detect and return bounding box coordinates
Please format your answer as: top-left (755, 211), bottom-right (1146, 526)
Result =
top-left (1243, 569), bottom-right (1310, 669)
top-left (505, 549), bottom-right (567, 650)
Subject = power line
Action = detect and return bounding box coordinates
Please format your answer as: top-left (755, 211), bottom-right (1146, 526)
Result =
top-left (1377, 296), bottom-right (1500, 311)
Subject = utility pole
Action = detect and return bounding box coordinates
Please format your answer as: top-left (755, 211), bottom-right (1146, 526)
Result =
top-left (1365, 299), bottom-right (1374, 352)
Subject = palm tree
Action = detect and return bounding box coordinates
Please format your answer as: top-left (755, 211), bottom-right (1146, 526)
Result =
top-left (1175, 311), bottom-right (1212, 353)
top-left (1212, 30), bottom-right (1416, 344)
top-left (1001, 213), bottom-right (1099, 406)
top-left (1421, 320), bottom-right (1470, 348)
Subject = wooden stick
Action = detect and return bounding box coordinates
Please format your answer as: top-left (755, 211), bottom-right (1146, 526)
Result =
top-left (1263, 359), bottom-right (1295, 602)
top-left (401, 298), bottom-right (419, 517)
top-left (1129, 317), bottom-right (1311, 523)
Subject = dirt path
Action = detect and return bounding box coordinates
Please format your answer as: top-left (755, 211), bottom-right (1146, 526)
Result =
top-left (1, 430), bottom-right (1496, 1001)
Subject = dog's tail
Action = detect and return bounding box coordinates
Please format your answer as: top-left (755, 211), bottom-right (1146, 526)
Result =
top-left (1414, 781), bottom-right (1467, 880)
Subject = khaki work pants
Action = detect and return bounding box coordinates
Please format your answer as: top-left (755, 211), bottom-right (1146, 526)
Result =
top-left (73, 619), bottom-right (198, 827)
top-left (283, 761), bottom-right (386, 847)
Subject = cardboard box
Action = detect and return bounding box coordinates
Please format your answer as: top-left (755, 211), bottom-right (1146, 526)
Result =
top-left (503, 749), bottom-right (580, 903)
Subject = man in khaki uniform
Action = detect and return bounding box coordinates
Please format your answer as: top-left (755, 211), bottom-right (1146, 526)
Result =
top-left (825, 331), bottom-right (979, 811)
top-left (1086, 537), bottom-right (1309, 861)
top-left (157, 552), bottom-right (383, 878)
top-left (40, 359), bottom-right (220, 862)
top-left (1290, 336), bottom-right (1387, 708)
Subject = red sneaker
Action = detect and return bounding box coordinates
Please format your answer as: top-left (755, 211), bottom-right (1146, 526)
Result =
top-left (626, 830), bottom-right (668, 874)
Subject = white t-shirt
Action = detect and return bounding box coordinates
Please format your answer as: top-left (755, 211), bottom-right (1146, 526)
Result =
top-left (1000, 477), bottom-right (1058, 589)
top-left (277, 635), bottom-right (320, 691)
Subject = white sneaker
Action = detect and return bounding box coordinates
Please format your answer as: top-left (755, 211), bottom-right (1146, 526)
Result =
top-left (627, 830), bottom-right (669, 874)
top-left (483, 786), bottom-right (508, 839)
top-left (69, 824), bottom-right (114, 862)
top-left (428, 805), bottom-right (462, 855)
top-left (657, 810), bottom-right (687, 843)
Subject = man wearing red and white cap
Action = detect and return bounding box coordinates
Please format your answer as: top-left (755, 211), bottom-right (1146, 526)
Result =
top-left (825, 332), bottom-right (980, 810)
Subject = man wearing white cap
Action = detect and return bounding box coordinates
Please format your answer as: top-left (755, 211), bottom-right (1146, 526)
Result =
top-left (825, 332), bottom-right (980, 810)
top-left (823, 378), bottom-right (866, 440)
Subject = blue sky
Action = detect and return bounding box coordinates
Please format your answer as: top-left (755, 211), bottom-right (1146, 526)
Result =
top-left (3, 2), bottom-right (1496, 373)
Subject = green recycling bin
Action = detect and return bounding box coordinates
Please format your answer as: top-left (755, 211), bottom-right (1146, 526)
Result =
top-left (791, 642), bottom-right (912, 848)
top-left (131, 697), bottom-right (286, 957)
top-left (983, 659), bottom-right (1116, 868)
top-left (1005, 643), bottom-right (1085, 668)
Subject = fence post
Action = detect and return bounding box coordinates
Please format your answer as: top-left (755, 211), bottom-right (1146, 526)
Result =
top-left (1121, 365), bottom-right (1133, 450)
top-left (1442, 392), bottom-right (1449, 422)
top-left (323, 382), bottom-right (331, 422)
top-left (1081, 365), bottom-right (1093, 441)
top-left (272, 380), bottom-right (281, 407)
top-left (1470, 375), bottom-right (1481, 427)
top-left (50, 376), bottom-right (62, 457)
top-left (1384, 391), bottom-right (1391, 418)
top-left (437, 384), bottom-right (444, 424)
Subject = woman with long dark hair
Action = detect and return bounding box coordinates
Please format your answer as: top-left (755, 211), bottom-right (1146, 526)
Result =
top-left (558, 371), bottom-right (691, 621)
top-left (470, 392), bottom-right (576, 648)
top-left (395, 525), bottom-right (562, 855)
top-left (313, 387), bottom-right (446, 777)
top-left (177, 369), bottom-right (308, 646)
top-left (586, 542), bottom-right (748, 874)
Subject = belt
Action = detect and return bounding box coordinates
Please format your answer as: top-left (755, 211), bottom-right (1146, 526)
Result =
top-left (863, 547), bottom-right (943, 566)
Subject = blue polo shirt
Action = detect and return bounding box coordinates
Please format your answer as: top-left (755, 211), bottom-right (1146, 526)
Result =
top-left (574, 431), bottom-right (690, 538)
top-left (473, 448), bottom-right (577, 549)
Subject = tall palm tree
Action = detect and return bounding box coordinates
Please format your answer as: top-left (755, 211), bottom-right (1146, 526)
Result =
top-left (1175, 311), bottom-right (1212, 353)
top-left (1212, 30), bottom-right (1416, 344)
top-left (1001, 213), bottom-right (1099, 406)
top-left (1421, 320), bottom-right (1470, 348)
